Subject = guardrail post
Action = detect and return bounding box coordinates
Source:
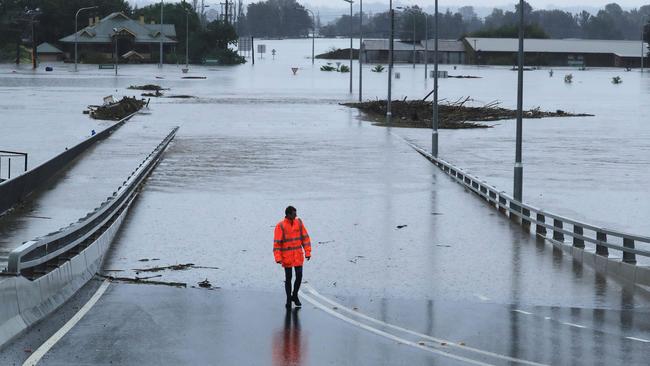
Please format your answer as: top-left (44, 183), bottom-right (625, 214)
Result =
top-left (572, 225), bottom-right (585, 248)
top-left (536, 213), bottom-right (547, 235)
top-left (498, 195), bottom-right (507, 214)
top-left (521, 207), bottom-right (531, 230)
top-left (553, 219), bottom-right (564, 242)
top-left (596, 231), bottom-right (608, 256)
top-left (622, 238), bottom-right (636, 264)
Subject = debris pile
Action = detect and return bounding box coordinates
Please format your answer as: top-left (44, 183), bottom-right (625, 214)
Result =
top-left (127, 84), bottom-right (167, 91)
top-left (87, 96), bottom-right (147, 120)
top-left (343, 97), bottom-right (593, 129)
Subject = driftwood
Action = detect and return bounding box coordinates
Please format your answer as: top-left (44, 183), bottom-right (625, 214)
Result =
top-left (343, 97), bottom-right (593, 129)
top-left (127, 84), bottom-right (167, 91)
top-left (88, 96), bottom-right (147, 121)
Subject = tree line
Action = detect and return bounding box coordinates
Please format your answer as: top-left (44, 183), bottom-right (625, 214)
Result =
top-left (0, 0), bottom-right (243, 64)
top-left (319, 2), bottom-right (650, 41)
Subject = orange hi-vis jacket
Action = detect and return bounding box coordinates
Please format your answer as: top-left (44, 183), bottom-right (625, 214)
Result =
top-left (274, 218), bottom-right (312, 268)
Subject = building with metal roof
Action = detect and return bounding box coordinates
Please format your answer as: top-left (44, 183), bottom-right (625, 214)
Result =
top-left (361, 39), bottom-right (465, 64)
top-left (59, 12), bottom-right (176, 63)
top-left (36, 42), bottom-right (64, 62)
top-left (464, 37), bottom-right (648, 67)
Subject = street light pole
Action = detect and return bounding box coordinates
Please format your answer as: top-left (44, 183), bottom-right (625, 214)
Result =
top-left (424, 13), bottom-right (428, 81)
top-left (387, 0), bottom-right (394, 122)
top-left (343, 0), bottom-right (354, 94)
top-left (359, 0), bottom-right (363, 102)
top-left (112, 28), bottom-right (119, 76)
top-left (74, 6), bottom-right (98, 72)
top-left (514, 0), bottom-right (525, 201)
top-left (185, 8), bottom-right (190, 69)
top-left (432, 0), bottom-right (439, 157)
top-left (159, 0), bottom-right (164, 68)
top-left (413, 13), bottom-right (416, 69)
top-left (305, 8), bottom-right (315, 64)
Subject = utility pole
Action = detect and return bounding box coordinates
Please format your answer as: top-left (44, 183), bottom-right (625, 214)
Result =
top-left (387, 0), bottom-right (394, 122)
top-left (432, 0), bottom-right (439, 157)
top-left (514, 0), bottom-right (525, 201)
top-left (424, 13), bottom-right (428, 81)
top-left (159, 0), bottom-right (164, 68)
top-left (343, 0), bottom-right (354, 95)
top-left (358, 0), bottom-right (363, 102)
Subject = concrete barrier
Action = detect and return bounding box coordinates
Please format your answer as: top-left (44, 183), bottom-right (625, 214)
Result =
top-left (0, 126), bottom-right (178, 349)
top-left (0, 112), bottom-right (137, 216)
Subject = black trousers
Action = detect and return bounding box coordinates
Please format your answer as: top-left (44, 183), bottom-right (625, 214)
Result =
top-left (284, 266), bottom-right (303, 299)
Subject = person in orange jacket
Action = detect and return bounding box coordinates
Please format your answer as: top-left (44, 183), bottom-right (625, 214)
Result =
top-left (274, 206), bottom-right (311, 309)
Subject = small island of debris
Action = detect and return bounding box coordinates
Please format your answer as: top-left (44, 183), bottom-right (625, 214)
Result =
top-left (343, 97), bottom-right (594, 129)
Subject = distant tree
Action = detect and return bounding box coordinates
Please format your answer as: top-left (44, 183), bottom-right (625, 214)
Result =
top-left (244, 0), bottom-right (312, 38)
top-left (470, 24), bottom-right (549, 39)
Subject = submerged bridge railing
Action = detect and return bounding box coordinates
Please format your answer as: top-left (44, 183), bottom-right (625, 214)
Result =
top-left (5, 127), bottom-right (179, 277)
top-left (405, 141), bottom-right (650, 283)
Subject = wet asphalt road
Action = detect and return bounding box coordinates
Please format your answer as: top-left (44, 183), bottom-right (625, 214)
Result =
top-left (1, 42), bottom-right (650, 364)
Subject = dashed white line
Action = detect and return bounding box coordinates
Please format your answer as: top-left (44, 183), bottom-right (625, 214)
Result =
top-left (513, 310), bottom-right (533, 315)
top-left (23, 279), bottom-right (111, 366)
top-left (626, 336), bottom-right (650, 343)
top-left (561, 322), bottom-right (587, 329)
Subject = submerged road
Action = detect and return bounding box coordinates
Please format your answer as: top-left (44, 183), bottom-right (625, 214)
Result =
top-left (0, 121), bottom-right (173, 268)
top-left (2, 97), bottom-right (649, 365)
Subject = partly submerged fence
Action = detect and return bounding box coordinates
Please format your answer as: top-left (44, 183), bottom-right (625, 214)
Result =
top-left (405, 140), bottom-right (650, 285)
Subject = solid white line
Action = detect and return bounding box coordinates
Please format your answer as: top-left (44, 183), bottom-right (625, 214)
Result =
top-left (300, 293), bottom-right (495, 366)
top-left (561, 322), bottom-right (587, 329)
top-left (513, 310), bottom-right (533, 315)
top-left (626, 336), bottom-right (650, 343)
top-left (302, 284), bottom-right (548, 366)
top-left (23, 279), bottom-right (111, 366)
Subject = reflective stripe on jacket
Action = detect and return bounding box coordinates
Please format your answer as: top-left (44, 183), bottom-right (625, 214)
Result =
top-left (273, 218), bottom-right (312, 268)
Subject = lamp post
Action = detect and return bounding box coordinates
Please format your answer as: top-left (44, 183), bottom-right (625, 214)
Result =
top-left (514, 0), bottom-right (525, 201)
top-left (387, 0), bottom-right (394, 122)
top-left (358, 0), bottom-right (363, 102)
top-left (112, 28), bottom-right (119, 76)
top-left (305, 8), bottom-right (315, 65)
top-left (75, 6), bottom-right (98, 72)
top-left (424, 13), bottom-right (428, 81)
top-left (343, 0), bottom-right (354, 94)
top-left (642, 18), bottom-right (647, 73)
top-left (432, 0), bottom-right (439, 157)
top-left (159, 0), bottom-right (164, 68)
top-left (25, 8), bottom-right (42, 70)
top-left (185, 7), bottom-right (190, 69)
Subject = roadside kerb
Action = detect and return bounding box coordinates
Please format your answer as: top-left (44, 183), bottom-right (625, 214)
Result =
top-left (403, 139), bottom-right (650, 286)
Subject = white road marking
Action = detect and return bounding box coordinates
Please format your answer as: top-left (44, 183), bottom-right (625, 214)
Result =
top-left (513, 310), bottom-right (533, 315)
top-left (626, 336), bottom-right (650, 343)
top-left (23, 279), bottom-right (111, 366)
top-left (302, 284), bottom-right (547, 366)
top-left (561, 322), bottom-right (587, 329)
top-left (300, 293), bottom-right (495, 366)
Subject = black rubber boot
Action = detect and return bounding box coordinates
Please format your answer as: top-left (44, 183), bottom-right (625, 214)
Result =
top-left (292, 293), bottom-right (302, 307)
top-left (285, 280), bottom-right (292, 309)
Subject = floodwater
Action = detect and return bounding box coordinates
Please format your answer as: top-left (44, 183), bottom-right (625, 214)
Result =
top-left (1, 38), bottom-right (650, 365)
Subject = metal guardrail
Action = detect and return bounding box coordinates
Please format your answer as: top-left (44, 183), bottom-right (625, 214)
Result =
top-left (5, 127), bottom-right (179, 276)
top-left (406, 141), bottom-right (650, 265)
